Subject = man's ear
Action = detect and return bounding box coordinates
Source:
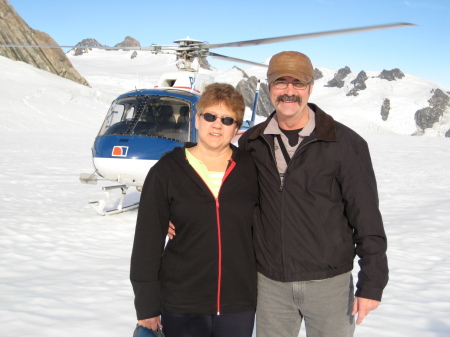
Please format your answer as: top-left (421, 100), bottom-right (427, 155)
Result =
top-left (309, 81), bottom-right (315, 95)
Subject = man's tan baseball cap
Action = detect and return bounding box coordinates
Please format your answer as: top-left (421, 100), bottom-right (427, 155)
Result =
top-left (267, 51), bottom-right (314, 84)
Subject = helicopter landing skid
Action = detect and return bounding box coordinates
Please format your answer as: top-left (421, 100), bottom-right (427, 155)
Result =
top-left (89, 184), bottom-right (139, 216)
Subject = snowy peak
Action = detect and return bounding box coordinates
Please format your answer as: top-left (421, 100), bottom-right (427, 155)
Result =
top-left (71, 38), bottom-right (107, 56)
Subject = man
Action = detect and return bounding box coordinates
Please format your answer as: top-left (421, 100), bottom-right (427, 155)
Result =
top-left (238, 51), bottom-right (388, 337)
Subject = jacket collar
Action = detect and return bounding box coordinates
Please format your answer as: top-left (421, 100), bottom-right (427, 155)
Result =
top-left (248, 103), bottom-right (337, 142)
top-left (170, 143), bottom-right (240, 162)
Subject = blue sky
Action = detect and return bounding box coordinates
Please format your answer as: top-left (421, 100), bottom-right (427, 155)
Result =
top-left (7, 0), bottom-right (450, 88)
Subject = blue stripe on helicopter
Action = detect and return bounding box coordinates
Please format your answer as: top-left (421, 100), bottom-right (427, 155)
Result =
top-left (93, 135), bottom-right (184, 160)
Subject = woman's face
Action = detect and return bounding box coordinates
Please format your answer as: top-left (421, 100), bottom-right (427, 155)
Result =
top-left (195, 102), bottom-right (239, 152)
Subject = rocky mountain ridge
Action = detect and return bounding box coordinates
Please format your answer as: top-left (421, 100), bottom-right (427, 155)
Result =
top-left (234, 66), bottom-right (449, 136)
top-left (71, 36), bottom-right (141, 56)
top-left (0, 0), bottom-right (89, 86)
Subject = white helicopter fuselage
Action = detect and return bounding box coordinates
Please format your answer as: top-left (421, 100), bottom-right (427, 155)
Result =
top-left (93, 157), bottom-right (158, 187)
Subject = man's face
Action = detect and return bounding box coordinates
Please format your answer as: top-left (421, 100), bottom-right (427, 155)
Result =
top-left (269, 76), bottom-right (314, 119)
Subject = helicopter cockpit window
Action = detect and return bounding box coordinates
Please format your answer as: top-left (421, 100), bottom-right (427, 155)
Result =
top-left (99, 96), bottom-right (191, 142)
top-left (134, 104), bottom-right (158, 136)
top-left (134, 98), bottom-right (191, 142)
top-left (100, 99), bottom-right (137, 136)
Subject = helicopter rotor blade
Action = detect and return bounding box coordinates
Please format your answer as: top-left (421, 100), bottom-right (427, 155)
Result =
top-left (206, 22), bottom-right (416, 49)
top-left (207, 52), bottom-right (268, 67)
top-left (0, 44), bottom-right (177, 52)
top-left (0, 44), bottom-right (122, 49)
top-left (0, 22), bottom-right (415, 69)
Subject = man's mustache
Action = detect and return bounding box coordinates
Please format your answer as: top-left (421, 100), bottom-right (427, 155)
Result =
top-left (276, 95), bottom-right (302, 105)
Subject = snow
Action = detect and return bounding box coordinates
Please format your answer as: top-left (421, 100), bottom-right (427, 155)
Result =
top-left (1, 51), bottom-right (450, 336)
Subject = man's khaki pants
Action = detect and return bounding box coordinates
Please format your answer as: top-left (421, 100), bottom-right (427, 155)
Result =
top-left (256, 272), bottom-right (355, 337)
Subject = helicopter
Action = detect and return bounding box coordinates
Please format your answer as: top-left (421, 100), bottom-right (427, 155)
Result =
top-left (2, 23), bottom-right (414, 215)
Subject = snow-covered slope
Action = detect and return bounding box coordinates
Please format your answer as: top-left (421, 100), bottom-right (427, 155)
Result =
top-left (0, 56), bottom-right (108, 134)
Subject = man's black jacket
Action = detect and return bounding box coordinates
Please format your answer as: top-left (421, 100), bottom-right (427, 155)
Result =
top-left (239, 103), bottom-right (388, 301)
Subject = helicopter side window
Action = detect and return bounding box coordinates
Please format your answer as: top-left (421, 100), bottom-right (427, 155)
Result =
top-left (125, 107), bottom-right (135, 121)
top-left (176, 105), bottom-right (190, 142)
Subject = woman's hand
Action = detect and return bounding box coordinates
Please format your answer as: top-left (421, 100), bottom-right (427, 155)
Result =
top-left (138, 316), bottom-right (162, 331)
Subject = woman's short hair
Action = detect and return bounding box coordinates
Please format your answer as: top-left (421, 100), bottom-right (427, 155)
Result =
top-left (197, 83), bottom-right (245, 127)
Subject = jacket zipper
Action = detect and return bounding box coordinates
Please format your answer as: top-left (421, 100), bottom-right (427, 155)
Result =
top-left (259, 135), bottom-right (317, 281)
top-left (214, 158), bottom-right (236, 315)
top-left (215, 198), bottom-right (222, 315)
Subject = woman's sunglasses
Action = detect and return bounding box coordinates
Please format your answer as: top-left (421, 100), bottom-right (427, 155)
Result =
top-left (199, 112), bottom-right (236, 126)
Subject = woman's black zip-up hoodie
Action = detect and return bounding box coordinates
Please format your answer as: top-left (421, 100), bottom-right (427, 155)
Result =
top-left (130, 144), bottom-right (259, 320)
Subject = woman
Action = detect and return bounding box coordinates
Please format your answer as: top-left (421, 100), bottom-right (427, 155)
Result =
top-left (130, 83), bottom-right (259, 337)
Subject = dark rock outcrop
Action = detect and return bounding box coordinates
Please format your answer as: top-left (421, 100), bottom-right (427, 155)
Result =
top-left (445, 129), bottom-right (450, 137)
top-left (0, 0), bottom-right (89, 86)
top-left (314, 68), bottom-right (323, 81)
top-left (236, 76), bottom-right (271, 118)
top-left (198, 57), bottom-right (212, 70)
top-left (115, 36), bottom-right (140, 49)
top-left (72, 38), bottom-right (105, 56)
top-left (325, 66), bottom-right (351, 88)
top-left (379, 68), bottom-right (405, 81)
top-left (131, 51), bottom-right (138, 59)
top-left (347, 71), bottom-right (368, 96)
top-left (415, 107), bottom-right (439, 131)
top-left (428, 88), bottom-right (449, 111)
top-left (381, 98), bottom-right (390, 121)
top-left (414, 88), bottom-right (449, 130)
